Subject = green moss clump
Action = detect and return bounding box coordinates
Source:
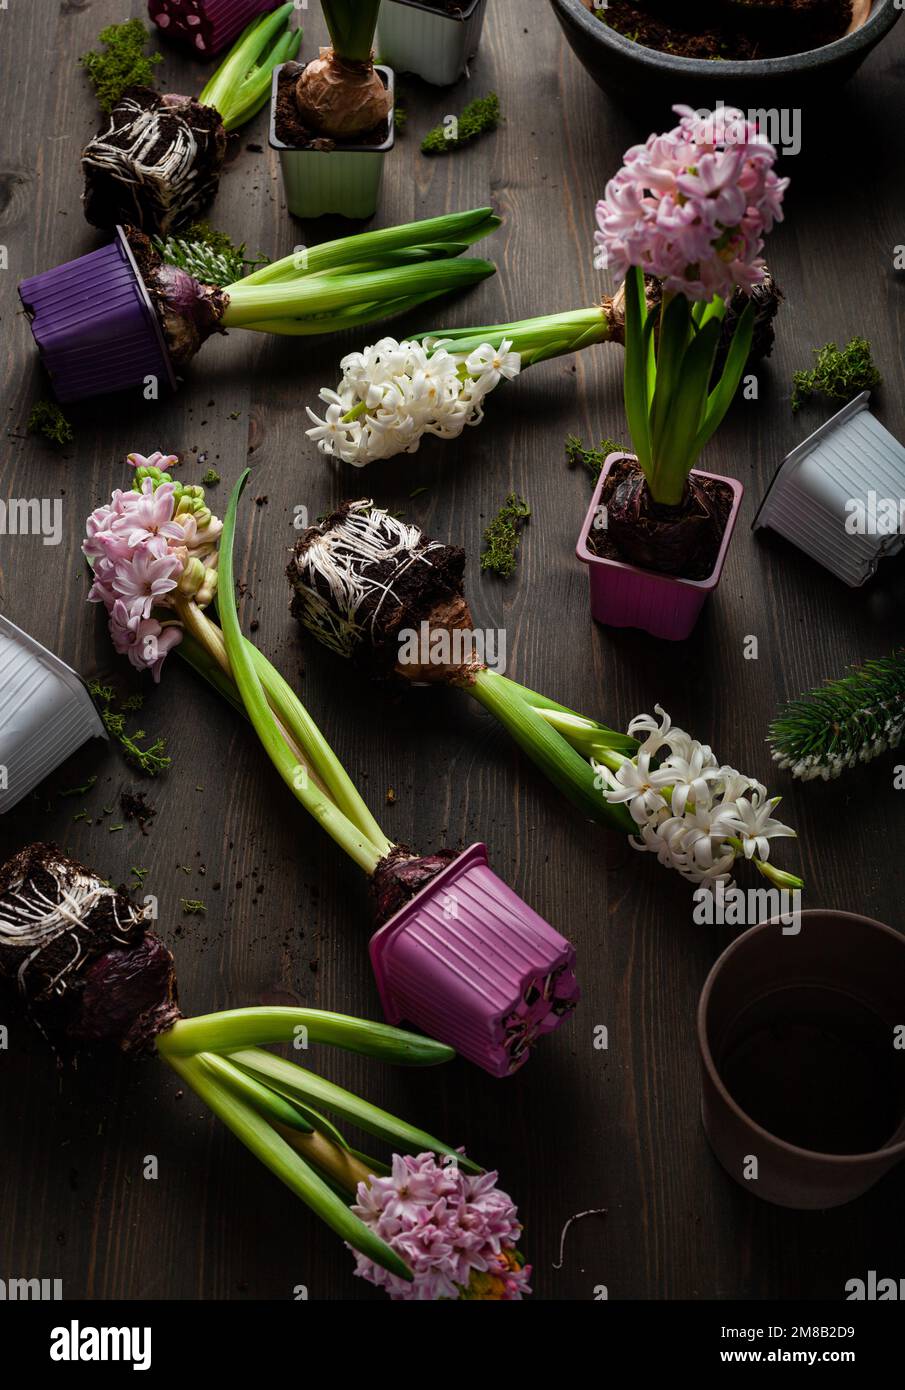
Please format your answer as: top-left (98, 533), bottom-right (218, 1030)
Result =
top-left (80, 20), bottom-right (162, 116)
top-left (565, 435), bottom-right (627, 482)
top-left (791, 337), bottom-right (882, 412)
top-left (422, 93), bottom-right (500, 156)
top-left (88, 681), bottom-right (171, 777)
top-left (28, 399), bottom-right (74, 446)
top-left (480, 494), bottom-right (530, 579)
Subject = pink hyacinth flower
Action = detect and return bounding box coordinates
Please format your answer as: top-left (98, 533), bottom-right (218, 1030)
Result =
top-left (110, 536), bottom-right (183, 619)
top-left (594, 105), bottom-right (789, 304)
top-left (350, 1152), bottom-right (530, 1302)
top-left (109, 600), bottom-right (182, 681)
top-left (107, 478), bottom-right (185, 550)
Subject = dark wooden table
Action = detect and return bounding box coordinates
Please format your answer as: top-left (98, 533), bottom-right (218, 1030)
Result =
top-left (1, 0), bottom-right (903, 1301)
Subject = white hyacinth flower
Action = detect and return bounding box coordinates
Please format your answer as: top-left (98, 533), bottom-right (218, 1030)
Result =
top-left (732, 792), bottom-right (796, 861)
top-left (305, 336), bottom-right (521, 466)
top-left (595, 750), bottom-right (674, 826)
top-left (595, 709), bottom-right (798, 888)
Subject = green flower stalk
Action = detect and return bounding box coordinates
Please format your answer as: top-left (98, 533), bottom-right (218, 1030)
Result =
top-left (304, 276), bottom-right (781, 469)
top-left (287, 501), bottom-right (804, 893)
top-left (769, 651), bottom-right (905, 780)
top-left (86, 462), bottom-right (583, 1080)
top-left (135, 206), bottom-right (499, 369)
top-left (82, 6), bottom-right (300, 237)
top-left (0, 839), bottom-right (484, 1291)
top-left (199, 3), bottom-right (301, 132)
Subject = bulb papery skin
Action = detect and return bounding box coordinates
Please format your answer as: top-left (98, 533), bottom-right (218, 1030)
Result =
top-left (150, 259), bottom-right (231, 368)
top-left (295, 48), bottom-right (391, 141)
top-left (370, 847), bottom-right (460, 926)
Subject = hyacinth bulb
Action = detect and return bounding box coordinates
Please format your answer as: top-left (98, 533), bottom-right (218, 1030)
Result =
top-left (295, 49), bottom-right (391, 141)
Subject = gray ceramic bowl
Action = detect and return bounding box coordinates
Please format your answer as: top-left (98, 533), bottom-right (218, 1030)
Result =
top-left (550, 0), bottom-right (902, 107)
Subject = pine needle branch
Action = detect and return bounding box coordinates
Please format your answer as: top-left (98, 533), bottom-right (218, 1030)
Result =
top-left (154, 222), bottom-right (270, 289)
top-left (769, 651), bottom-right (905, 780)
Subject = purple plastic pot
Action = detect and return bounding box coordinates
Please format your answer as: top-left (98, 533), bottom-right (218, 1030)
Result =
top-left (576, 453), bottom-right (744, 641)
top-left (18, 229), bottom-right (176, 405)
top-left (369, 843), bottom-right (579, 1078)
top-left (698, 911), bottom-right (905, 1209)
top-left (148, 0), bottom-right (277, 56)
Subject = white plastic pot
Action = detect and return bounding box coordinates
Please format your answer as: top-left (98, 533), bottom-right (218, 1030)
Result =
top-left (752, 392), bottom-right (905, 587)
top-left (0, 615), bottom-right (106, 813)
top-left (270, 63), bottom-right (395, 220)
top-left (377, 0), bottom-right (487, 86)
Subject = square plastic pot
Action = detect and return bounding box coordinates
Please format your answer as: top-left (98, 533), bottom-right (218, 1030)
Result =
top-left (752, 391), bottom-right (905, 587)
top-left (369, 843), bottom-right (579, 1078)
top-left (0, 615), bottom-right (106, 814)
top-left (576, 454), bottom-right (744, 641)
top-left (270, 64), bottom-right (395, 220)
top-left (18, 228), bottom-right (176, 404)
top-left (698, 910), bottom-right (905, 1209)
top-left (377, 0), bottom-right (487, 86)
top-left (148, 0), bottom-right (277, 56)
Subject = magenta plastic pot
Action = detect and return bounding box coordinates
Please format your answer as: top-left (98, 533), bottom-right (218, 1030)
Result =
top-left (698, 911), bottom-right (905, 1209)
top-left (18, 229), bottom-right (176, 405)
top-left (148, 0), bottom-right (277, 55)
top-left (576, 453), bottom-right (743, 641)
top-left (370, 843), bottom-right (579, 1078)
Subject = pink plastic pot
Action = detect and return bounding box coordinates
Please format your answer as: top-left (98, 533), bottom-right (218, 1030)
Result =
top-left (148, 0), bottom-right (277, 56)
top-left (369, 844), bottom-right (579, 1079)
top-left (576, 454), bottom-right (744, 641)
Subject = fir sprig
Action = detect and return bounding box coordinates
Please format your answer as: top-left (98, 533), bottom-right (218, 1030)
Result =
top-left (791, 337), bottom-right (882, 412)
top-left (154, 222), bottom-right (270, 289)
top-left (80, 19), bottom-right (162, 115)
top-left (769, 652), bottom-right (905, 780)
top-left (480, 494), bottom-right (530, 579)
top-left (422, 93), bottom-right (500, 155)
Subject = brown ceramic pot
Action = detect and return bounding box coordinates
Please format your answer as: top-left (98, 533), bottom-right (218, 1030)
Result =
top-left (698, 910), bottom-right (905, 1209)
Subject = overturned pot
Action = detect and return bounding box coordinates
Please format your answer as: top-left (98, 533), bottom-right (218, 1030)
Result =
top-left (576, 453), bottom-right (744, 641)
top-left (18, 228), bottom-right (179, 404)
top-left (377, 0), bottom-right (488, 86)
top-left (698, 910), bottom-right (905, 1209)
top-left (752, 391), bottom-right (905, 588)
top-left (148, 0), bottom-right (278, 56)
top-left (270, 59), bottom-right (395, 220)
top-left (0, 615), bottom-right (106, 813)
top-left (370, 843), bottom-right (579, 1078)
